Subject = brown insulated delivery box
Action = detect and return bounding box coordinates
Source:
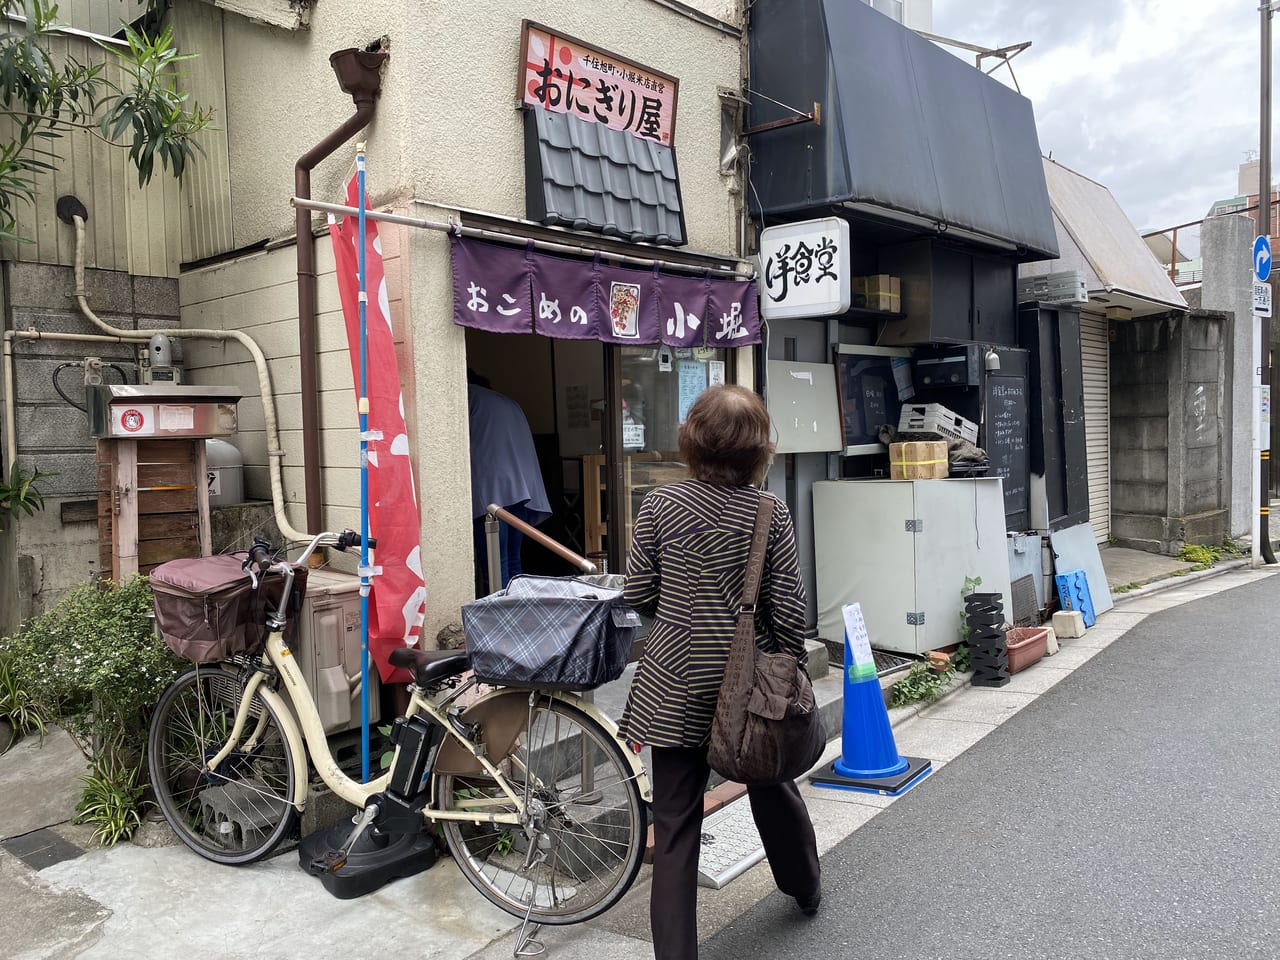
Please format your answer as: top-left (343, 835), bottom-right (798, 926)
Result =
top-left (888, 440), bottom-right (949, 480)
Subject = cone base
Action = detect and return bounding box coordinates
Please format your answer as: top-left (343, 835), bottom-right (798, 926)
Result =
top-left (809, 756), bottom-right (932, 796)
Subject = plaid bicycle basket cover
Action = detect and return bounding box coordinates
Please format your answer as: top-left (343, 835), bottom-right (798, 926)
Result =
top-left (151, 554), bottom-right (308, 663)
top-left (461, 574), bottom-right (640, 691)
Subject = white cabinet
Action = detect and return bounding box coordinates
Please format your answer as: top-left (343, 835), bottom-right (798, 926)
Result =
top-left (813, 479), bottom-right (1012, 655)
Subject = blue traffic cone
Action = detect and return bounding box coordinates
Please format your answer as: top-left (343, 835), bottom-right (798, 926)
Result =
top-left (810, 602), bottom-right (932, 796)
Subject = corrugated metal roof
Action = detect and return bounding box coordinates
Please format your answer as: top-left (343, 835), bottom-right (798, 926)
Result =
top-left (523, 108), bottom-right (686, 246)
top-left (1035, 159), bottom-right (1186, 313)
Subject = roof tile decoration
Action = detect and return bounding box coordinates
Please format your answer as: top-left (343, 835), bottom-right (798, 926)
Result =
top-left (524, 108), bottom-right (687, 246)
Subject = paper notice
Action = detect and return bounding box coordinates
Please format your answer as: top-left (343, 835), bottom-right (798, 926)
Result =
top-left (842, 602), bottom-right (877, 680)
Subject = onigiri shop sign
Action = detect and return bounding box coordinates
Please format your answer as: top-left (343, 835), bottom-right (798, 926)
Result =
top-left (519, 21), bottom-right (679, 145)
top-left (450, 235), bottom-right (759, 347)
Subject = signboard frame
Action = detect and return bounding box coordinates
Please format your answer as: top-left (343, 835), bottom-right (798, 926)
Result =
top-left (518, 20), bottom-right (680, 146)
top-left (758, 217), bottom-right (852, 320)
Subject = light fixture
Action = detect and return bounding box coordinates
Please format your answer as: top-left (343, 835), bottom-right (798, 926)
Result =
top-left (984, 347), bottom-right (1001, 372)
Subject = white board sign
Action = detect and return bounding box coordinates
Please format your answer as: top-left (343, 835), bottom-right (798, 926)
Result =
top-left (758, 218), bottom-right (851, 320)
top-left (1254, 280), bottom-right (1272, 318)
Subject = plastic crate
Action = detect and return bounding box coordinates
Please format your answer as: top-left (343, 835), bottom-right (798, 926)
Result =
top-left (896, 403), bottom-right (978, 444)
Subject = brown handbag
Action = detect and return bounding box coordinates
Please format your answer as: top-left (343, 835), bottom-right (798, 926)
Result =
top-left (707, 492), bottom-right (826, 785)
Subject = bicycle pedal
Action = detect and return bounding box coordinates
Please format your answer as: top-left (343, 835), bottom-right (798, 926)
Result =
top-left (325, 854), bottom-right (348, 873)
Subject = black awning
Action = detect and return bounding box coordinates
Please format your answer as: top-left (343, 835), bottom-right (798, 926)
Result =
top-left (747, 0), bottom-right (1058, 262)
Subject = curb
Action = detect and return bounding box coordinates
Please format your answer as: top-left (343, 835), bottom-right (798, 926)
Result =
top-left (1110, 557), bottom-right (1251, 604)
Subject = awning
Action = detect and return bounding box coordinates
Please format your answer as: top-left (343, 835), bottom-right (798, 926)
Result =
top-left (450, 236), bottom-right (761, 346)
top-left (1022, 159), bottom-right (1187, 317)
top-left (747, 0), bottom-right (1059, 262)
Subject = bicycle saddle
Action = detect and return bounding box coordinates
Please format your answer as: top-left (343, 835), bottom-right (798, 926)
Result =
top-left (388, 647), bottom-right (471, 686)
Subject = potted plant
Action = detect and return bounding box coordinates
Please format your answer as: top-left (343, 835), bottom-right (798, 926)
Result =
top-left (1004, 625), bottom-right (1050, 674)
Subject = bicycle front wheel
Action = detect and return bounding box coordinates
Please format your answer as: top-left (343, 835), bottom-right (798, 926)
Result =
top-left (435, 694), bottom-right (646, 925)
top-left (147, 665), bottom-right (300, 865)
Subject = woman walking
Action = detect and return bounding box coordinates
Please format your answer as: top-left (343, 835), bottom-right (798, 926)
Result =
top-left (621, 385), bottom-right (821, 960)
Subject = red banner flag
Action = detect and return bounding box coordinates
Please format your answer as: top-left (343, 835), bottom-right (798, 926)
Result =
top-left (329, 176), bottom-right (426, 683)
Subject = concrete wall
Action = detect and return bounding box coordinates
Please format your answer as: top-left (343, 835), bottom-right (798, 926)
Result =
top-left (1199, 213), bottom-right (1254, 539)
top-left (1110, 311), bottom-right (1229, 554)
top-left (1, 262), bottom-right (180, 631)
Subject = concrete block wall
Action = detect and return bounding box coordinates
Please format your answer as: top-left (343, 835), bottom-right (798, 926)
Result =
top-left (1109, 310), bottom-right (1229, 555)
top-left (1199, 214), bottom-right (1253, 539)
top-left (1, 261), bottom-right (179, 632)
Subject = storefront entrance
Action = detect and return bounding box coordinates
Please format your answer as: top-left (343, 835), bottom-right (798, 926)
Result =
top-left (464, 328), bottom-right (729, 582)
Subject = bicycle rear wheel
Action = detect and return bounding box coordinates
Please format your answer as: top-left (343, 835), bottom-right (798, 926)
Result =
top-left (434, 694), bottom-right (646, 925)
top-left (147, 665), bottom-right (300, 865)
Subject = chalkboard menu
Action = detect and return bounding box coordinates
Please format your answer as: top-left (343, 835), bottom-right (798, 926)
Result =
top-left (985, 374), bottom-right (1029, 526)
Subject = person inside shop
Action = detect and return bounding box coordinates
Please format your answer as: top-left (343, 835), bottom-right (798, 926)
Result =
top-left (467, 370), bottom-right (551, 594)
top-left (620, 384), bottom-right (821, 960)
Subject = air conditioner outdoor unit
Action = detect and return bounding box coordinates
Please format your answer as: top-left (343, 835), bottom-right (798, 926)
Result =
top-left (1017, 270), bottom-right (1088, 305)
top-left (293, 568), bottom-right (380, 734)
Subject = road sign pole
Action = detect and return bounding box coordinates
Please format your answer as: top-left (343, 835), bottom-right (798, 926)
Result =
top-left (1259, 4), bottom-right (1277, 564)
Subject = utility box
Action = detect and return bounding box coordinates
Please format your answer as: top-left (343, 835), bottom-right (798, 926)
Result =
top-left (87, 383), bottom-right (240, 440)
top-left (293, 568), bottom-right (380, 734)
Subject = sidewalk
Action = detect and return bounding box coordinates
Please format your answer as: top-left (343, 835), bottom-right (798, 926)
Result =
top-left (2, 557), bottom-right (1274, 960)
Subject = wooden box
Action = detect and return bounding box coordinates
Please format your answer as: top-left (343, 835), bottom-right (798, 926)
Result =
top-left (888, 441), bottom-right (948, 480)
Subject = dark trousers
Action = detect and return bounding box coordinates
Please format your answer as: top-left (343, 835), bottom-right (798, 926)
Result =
top-left (648, 746), bottom-right (820, 960)
top-left (472, 502), bottom-right (530, 594)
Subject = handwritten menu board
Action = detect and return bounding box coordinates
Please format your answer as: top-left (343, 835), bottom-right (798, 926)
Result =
top-left (985, 374), bottom-right (1029, 524)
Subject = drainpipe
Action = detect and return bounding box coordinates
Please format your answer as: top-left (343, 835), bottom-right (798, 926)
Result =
top-left (295, 47), bottom-right (388, 536)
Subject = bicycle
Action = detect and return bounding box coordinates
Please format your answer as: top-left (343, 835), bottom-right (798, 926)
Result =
top-left (146, 529), bottom-right (651, 935)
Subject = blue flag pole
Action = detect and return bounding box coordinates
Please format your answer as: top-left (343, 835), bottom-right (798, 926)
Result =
top-left (356, 143), bottom-right (371, 783)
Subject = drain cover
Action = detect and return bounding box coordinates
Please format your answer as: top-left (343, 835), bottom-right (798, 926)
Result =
top-left (696, 800), bottom-right (765, 889)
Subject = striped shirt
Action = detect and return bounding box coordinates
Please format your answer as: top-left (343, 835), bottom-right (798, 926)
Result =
top-left (619, 480), bottom-right (808, 748)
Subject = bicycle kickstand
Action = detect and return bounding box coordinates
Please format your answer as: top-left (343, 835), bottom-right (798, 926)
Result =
top-left (513, 850), bottom-right (547, 958)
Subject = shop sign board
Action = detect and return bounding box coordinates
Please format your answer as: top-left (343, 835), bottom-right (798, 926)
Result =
top-left (450, 235), bottom-right (760, 347)
top-left (519, 21), bottom-right (679, 145)
top-left (758, 218), bottom-right (851, 320)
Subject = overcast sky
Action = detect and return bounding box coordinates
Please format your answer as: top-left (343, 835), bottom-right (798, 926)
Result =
top-left (932, 0), bottom-right (1260, 233)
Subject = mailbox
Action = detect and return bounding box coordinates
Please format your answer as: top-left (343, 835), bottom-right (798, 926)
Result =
top-left (87, 384), bottom-right (240, 440)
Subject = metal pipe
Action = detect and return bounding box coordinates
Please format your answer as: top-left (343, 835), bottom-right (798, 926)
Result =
top-left (291, 197), bottom-right (755, 278)
top-left (295, 48), bottom-right (387, 537)
top-left (1261, 5), bottom-right (1277, 564)
top-left (485, 503), bottom-right (597, 574)
top-left (64, 215), bottom-right (310, 544)
top-left (2, 333), bottom-right (17, 472)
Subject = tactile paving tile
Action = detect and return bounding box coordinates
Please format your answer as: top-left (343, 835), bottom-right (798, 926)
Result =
top-left (696, 800), bottom-right (766, 890)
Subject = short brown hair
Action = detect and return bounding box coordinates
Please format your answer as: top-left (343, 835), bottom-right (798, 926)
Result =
top-left (678, 385), bottom-right (774, 486)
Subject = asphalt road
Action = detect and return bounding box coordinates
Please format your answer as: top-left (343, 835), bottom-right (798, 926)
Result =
top-left (702, 577), bottom-right (1280, 960)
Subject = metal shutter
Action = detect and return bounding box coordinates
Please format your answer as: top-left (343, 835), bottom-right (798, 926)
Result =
top-left (1080, 313), bottom-right (1111, 544)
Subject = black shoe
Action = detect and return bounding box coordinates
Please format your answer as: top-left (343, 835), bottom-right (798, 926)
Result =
top-left (796, 890), bottom-right (821, 916)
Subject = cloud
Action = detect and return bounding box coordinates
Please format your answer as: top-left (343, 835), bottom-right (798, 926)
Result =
top-left (932, 0), bottom-right (1259, 230)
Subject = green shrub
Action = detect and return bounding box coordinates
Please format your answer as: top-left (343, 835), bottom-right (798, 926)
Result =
top-left (1, 575), bottom-right (183, 843)
top-left (889, 658), bottom-right (956, 708)
top-left (0, 464), bottom-right (54, 532)
top-left (0, 650), bottom-right (45, 738)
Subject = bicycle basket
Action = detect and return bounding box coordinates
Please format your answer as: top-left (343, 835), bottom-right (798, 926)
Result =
top-left (150, 554), bottom-right (308, 663)
top-left (460, 574), bottom-right (640, 691)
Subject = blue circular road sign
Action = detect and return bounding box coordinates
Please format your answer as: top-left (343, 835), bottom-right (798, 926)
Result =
top-left (1255, 235), bottom-right (1272, 283)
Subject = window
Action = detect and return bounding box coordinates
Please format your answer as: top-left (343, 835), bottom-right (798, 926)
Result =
top-left (866, 0), bottom-right (905, 23)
